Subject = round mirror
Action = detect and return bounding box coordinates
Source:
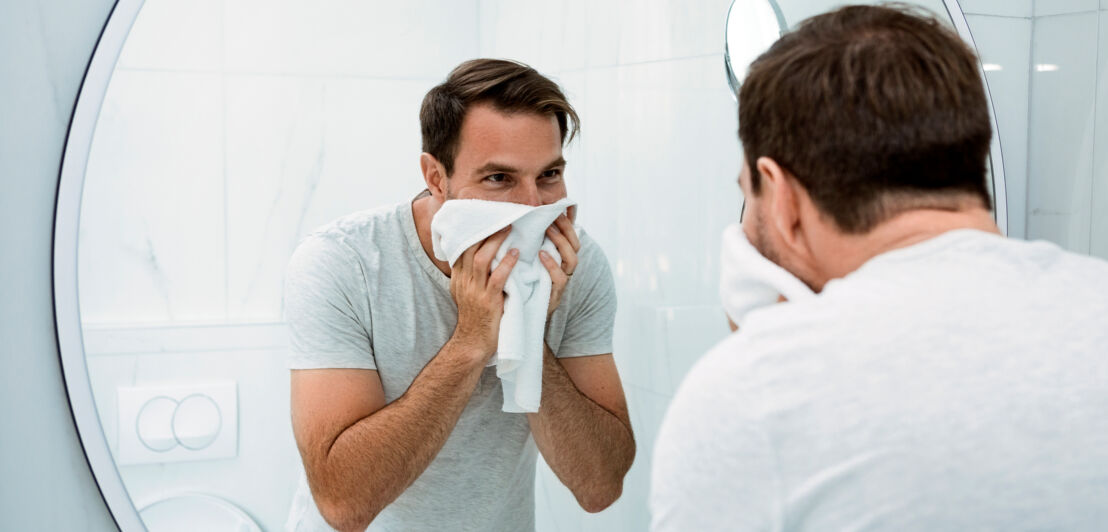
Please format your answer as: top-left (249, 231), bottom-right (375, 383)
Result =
top-left (55, 0), bottom-right (1003, 530)
top-left (724, 0), bottom-right (787, 97)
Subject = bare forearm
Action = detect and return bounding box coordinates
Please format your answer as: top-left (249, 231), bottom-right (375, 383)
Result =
top-left (527, 346), bottom-right (635, 512)
top-left (308, 339), bottom-right (486, 530)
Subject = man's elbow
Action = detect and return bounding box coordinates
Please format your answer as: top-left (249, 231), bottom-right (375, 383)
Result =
top-left (577, 480), bottom-right (624, 513)
top-left (316, 495), bottom-right (378, 532)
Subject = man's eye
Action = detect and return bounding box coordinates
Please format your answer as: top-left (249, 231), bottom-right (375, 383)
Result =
top-left (541, 169), bottom-right (562, 179)
top-left (485, 173), bottom-right (508, 183)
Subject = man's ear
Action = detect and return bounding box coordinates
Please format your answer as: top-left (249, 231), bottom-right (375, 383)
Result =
top-left (756, 156), bottom-right (805, 253)
top-left (420, 153), bottom-right (448, 200)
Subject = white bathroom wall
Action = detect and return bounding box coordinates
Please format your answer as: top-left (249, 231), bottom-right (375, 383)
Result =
top-left (478, 0), bottom-right (741, 529)
top-left (0, 0), bottom-right (118, 530)
top-left (79, 0), bottom-right (481, 324)
top-left (963, 2), bottom-right (1034, 239)
top-left (85, 323), bottom-right (296, 531)
top-left (1024, 0), bottom-right (1107, 258)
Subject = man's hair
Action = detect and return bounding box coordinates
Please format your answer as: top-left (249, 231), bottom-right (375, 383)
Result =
top-left (739, 4), bottom-right (993, 233)
top-left (420, 59), bottom-right (580, 176)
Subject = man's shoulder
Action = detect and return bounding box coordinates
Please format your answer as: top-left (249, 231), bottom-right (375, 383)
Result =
top-left (287, 202), bottom-right (411, 279)
top-left (572, 228), bottom-right (611, 278)
top-left (304, 203), bottom-right (405, 245)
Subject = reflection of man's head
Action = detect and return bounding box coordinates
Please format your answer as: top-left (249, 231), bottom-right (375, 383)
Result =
top-left (419, 59), bottom-right (579, 206)
top-left (738, 4), bottom-right (992, 283)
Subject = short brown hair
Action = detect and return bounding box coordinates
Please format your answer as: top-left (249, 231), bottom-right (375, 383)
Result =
top-left (420, 59), bottom-right (580, 175)
top-left (739, 4), bottom-right (993, 233)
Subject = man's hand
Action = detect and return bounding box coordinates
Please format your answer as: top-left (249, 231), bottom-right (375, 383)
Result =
top-left (539, 206), bottom-right (581, 319)
top-left (449, 226), bottom-right (519, 359)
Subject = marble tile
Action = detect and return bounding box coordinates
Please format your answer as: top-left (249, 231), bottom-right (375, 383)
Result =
top-left (116, 348), bottom-right (298, 532)
top-left (1035, 0), bottom-right (1099, 16)
top-left (477, 0), bottom-right (575, 74)
top-left (1091, 11), bottom-right (1108, 259)
top-left (612, 56), bottom-right (742, 308)
top-left (225, 0), bottom-right (479, 79)
top-left (116, 0), bottom-right (223, 72)
top-left (960, 0), bottom-right (1033, 17)
top-left (79, 69), bottom-right (227, 324)
top-left (965, 15), bottom-right (1032, 238)
top-left (224, 75), bottom-right (434, 320)
top-left (615, 0), bottom-right (734, 65)
top-left (1026, 12), bottom-right (1097, 252)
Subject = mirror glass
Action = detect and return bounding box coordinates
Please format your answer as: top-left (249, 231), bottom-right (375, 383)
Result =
top-left (69, 0), bottom-right (991, 530)
top-left (724, 0), bottom-right (786, 95)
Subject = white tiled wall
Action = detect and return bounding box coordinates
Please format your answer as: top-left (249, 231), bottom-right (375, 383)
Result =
top-left (1034, 0), bottom-right (1099, 16)
top-left (1019, 1), bottom-right (1108, 258)
top-left (80, 0), bottom-right (478, 325)
top-left (964, 14), bottom-right (1033, 238)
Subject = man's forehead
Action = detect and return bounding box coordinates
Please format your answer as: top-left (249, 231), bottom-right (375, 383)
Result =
top-left (455, 105), bottom-right (563, 169)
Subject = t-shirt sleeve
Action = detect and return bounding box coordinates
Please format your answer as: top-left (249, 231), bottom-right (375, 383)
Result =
top-left (556, 233), bottom-right (617, 358)
top-left (283, 235), bottom-right (375, 370)
top-left (650, 344), bottom-right (780, 531)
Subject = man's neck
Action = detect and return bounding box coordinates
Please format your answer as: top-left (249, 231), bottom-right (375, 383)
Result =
top-left (412, 194), bottom-right (453, 276)
top-left (810, 207), bottom-right (1001, 291)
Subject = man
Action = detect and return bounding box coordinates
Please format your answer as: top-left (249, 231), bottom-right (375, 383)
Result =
top-left (653, 5), bottom-right (1108, 531)
top-left (284, 59), bottom-right (635, 532)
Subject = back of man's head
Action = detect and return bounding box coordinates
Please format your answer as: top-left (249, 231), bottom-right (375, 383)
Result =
top-left (739, 3), bottom-right (992, 234)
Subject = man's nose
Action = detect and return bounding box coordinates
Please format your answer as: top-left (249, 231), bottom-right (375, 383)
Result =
top-left (513, 180), bottom-right (542, 206)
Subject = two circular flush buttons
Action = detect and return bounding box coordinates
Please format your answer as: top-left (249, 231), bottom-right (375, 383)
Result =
top-left (136, 393), bottom-right (223, 452)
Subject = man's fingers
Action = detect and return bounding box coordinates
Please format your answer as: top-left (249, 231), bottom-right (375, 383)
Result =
top-left (456, 243), bottom-right (477, 272)
top-left (474, 226), bottom-right (512, 274)
top-left (539, 250), bottom-right (568, 285)
top-left (546, 225), bottom-right (578, 275)
top-left (567, 205), bottom-right (577, 224)
top-left (488, 248), bottom-right (519, 292)
top-left (553, 214), bottom-right (580, 252)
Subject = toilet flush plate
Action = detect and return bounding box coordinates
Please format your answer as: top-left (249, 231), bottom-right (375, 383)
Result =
top-left (117, 382), bottom-right (238, 465)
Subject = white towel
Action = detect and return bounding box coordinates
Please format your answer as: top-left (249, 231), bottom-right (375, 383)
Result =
top-left (719, 222), bottom-right (815, 326)
top-left (431, 197), bottom-right (576, 413)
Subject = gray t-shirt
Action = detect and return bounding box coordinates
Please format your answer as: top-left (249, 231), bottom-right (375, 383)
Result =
top-left (652, 230), bottom-right (1108, 531)
top-left (283, 197), bottom-right (616, 532)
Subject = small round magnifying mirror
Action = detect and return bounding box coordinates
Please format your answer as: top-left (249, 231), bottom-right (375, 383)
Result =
top-left (725, 0), bottom-right (788, 98)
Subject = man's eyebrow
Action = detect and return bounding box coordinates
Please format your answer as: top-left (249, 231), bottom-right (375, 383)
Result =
top-left (544, 156), bottom-right (567, 169)
top-left (473, 157), bottom-right (567, 175)
top-left (474, 161), bottom-right (521, 175)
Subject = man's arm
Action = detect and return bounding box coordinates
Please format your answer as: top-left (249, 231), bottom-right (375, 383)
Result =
top-left (525, 350), bottom-right (635, 512)
top-left (532, 212), bottom-right (635, 512)
top-left (291, 228), bottom-right (518, 532)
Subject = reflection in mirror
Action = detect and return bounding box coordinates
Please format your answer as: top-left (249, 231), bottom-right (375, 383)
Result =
top-left (65, 0), bottom-right (1000, 531)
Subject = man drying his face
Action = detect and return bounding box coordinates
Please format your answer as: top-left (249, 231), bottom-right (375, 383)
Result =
top-left (653, 5), bottom-right (1108, 531)
top-left (284, 59), bottom-right (634, 532)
